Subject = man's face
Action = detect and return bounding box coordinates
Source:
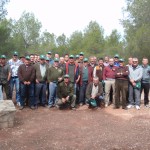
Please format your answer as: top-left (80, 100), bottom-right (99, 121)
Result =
top-left (98, 60), bottom-right (104, 66)
top-left (104, 57), bottom-right (109, 63)
top-left (30, 55), bottom-right (34, 62)
top-left (1, 58), bottom-right (6, 64)
top-left (109, 58), bottom-right (114, 66)
top-left (119, 61), bottom-right (124, 67)
top-left (25, 59), bottom-right (30, 65)
top-left (64, 77), bottom-right (69, 83)
top-left (93, 79), bottom-right (99, 86)
top-left (142, 58), bottom-right (148, 66)
top-left (40, 59), bottom-right (45, 64)
top-left (79, 55), bottom-right (84, 60)
top-left (64, 55), bottom-right (69, 62)
top-left (90, 57), bottom-right (94, 65)
top-left (114, 57), bottom-right (119, 62)
top-left (83, 61), bottom-right (88, 66)
top-left (47, 53), bottom-right (52, 58)
top-left (13, 55), bottom-right (18, 60)
top-left (132, 58), bottom-right (138, 67)
top-left (54, 61), bottom-right (59, 67)
top-left (69, 57), bottom-right (74, 63)
top-left (128, 58), bottom-right (133, 65)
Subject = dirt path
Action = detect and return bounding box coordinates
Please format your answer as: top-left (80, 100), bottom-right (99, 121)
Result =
top-left (0, 104), bottom-right (150, 150)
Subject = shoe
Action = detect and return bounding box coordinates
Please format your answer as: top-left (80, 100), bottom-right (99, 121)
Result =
top-left (30, 106), bottom-right (35, 110)
top-left (17, 102), bottom-right (21, 106)
top-left (105, 103), bottom-right (108, 108)
top-left (47, 105), bottom-right (53, 108)
top-left (19, 106), bottom-right (24, 110)
top-left (79, 103), bottom-right (83, 106)
top-left (122, 107), bottom-right (127, 110)
top-left (71, 107), bottom-right (76, 111)
top-left (144, 104), bottom-right (149, 107)
top-left (113, 106), bottom-right (119, 109)
top-left (135, 105), bottom-right (140, 110)
top-left (55, 105), bottom-right (60, 109)
top-left (127, 105), bottom-right (134, 109)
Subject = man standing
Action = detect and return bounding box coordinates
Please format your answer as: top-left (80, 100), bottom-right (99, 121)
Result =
top-left (114, 58), bottom-right (129, 109)
top-left (47, 58), bottom-right (64, 108)
top-left (0, 55), bottom-right (11, 100)
top-left (114, 54), bottom-right (120, 67)
top-left (141, 57), bottom-right (150, 107)
top-left (86, 77), bottom-right (103, 108)
top-left (103, 58), bottom-right (118, 107)
top-left (46, 51), bottom-right (54, 66)
top-left (8, 51), bottom-right (22, 106)
top-left (127, 58), bottom-right (143, 110)
top-left (79, 58), bottom-right (93, 106)
top-left (56, 74), bottom-right (76, 110)
top-left (34, 55), bottom-right (49, 107)
top-left (18, 56), bottom-right (35, 110)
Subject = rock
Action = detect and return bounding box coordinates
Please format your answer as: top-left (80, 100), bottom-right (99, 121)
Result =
top-left (0, 100), bottom-right (16, 129)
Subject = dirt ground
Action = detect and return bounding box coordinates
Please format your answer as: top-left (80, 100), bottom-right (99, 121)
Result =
top-left (1, 99), bottom-right (150, 150)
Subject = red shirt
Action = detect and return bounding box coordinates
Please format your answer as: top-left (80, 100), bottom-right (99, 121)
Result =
top-left (103, 65), bottom-right (118, 80)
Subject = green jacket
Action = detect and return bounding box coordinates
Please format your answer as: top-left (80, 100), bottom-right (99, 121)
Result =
top-left (47, 66), bottom-right (63, 83)
top-left (34, 63), bottom-right (49, 82)
top-left (57, 81), bottom-right (74, 99)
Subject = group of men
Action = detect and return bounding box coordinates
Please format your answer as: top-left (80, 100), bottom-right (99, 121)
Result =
top-left (0, 51), bottom-right (150, 111)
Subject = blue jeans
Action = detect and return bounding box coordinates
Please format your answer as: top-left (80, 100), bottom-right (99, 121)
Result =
top-left (35, 82), bottom-right (47, 105)
top-left (48, 82), bottom-right (57, 106)
top-left (10, 77), bottom-right (20, 103)
top-left (79, 81), bottom-right (88, 104)
top-left (129, 83), bottom-right (141, 106)
top-left (0, 85), bottom-right (3, 100)
top-left (20, 82), bottom-right (35, 107)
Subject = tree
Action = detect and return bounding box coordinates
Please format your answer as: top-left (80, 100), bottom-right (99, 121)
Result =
top-left (0, 0), bottom-right (9, 20)
top-left (82, 21), bottom-right (105, 56)
top-left (11, 11), bottom-right (42, 54)
top-left (68, 31), bottom-right (83, 54)
top-left (122, 0), bottom-right (150, 59)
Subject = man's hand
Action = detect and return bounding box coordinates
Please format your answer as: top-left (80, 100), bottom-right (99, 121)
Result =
top-left (66, 96), bottom-right (69, 101)
top-left (36, 79), bottom-right (39, 83)
top-left (62, 98), bottom-right (66, 103)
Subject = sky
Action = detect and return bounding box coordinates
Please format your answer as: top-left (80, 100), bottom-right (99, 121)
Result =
top-left (6, 0), bottom-right (126, 37)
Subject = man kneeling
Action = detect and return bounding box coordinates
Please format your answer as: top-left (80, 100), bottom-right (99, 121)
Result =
top-left (56, 74), bottom-right (76, 110)
top-left (86, 77), bottom-right (104, 108)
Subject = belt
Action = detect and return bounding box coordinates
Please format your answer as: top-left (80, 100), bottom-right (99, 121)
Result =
top-left (11, 76), bottom-right (18, 78)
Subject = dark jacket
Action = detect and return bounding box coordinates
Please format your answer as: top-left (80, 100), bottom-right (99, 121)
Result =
top-left (115, 66), bottom-right (129, 80)
top-left (34, 63), bottom-right (49, 82)
top-left (18, 64), bottom-right (35, 82)
top-left (79, 65), bottom-right (93, 85)
top-left (57, 81), bottom-right (74, 99)
top-left (86, 82), bottom-right (103, 100)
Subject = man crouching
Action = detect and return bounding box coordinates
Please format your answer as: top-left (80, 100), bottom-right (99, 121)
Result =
top-left (86, 77), bottom-right (104, 108)
top-left (56, 74), bottom-right (76, 110)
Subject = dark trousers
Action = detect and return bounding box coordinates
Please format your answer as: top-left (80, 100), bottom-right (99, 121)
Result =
top-left (2, 82), bottom-right (11, 99)
top-left (20, 82), bottom-right (35, 107)
top-left (79, 81), bottom-right (88, 104)
top-left (115, 79), bottom-right (128, 108)
top-left (35, 82), bottom-right (47, 105)
top-left (141, 83), bottom-right (149, 105)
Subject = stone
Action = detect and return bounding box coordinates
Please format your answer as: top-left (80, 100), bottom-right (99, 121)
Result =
top-left (0, 100), bottom-right (16, 129)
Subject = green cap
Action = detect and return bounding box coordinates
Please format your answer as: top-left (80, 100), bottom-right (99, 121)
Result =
top-left (69, 54), bottom-right (74, 58)
top-left (1, 55), bottom-right (6, 59)
top-left (64, 74), bottom-right (70, 78)
top-left (45, 57), bottom-right (50, 61)
top-left (25, 56), bottom-right (30, 60)
top-left (47, 51), bottom-right (52, 54)
top-left (75, 55), bottom-right (79, 58)
top-left (114, 54), bottom-right (119, 58)
top-left (40, 55), bottom-right (45, 60)
top-left (54, 58), bottom-right (59, 62)
top-left (119, 58), bottom-right (125, 62)
top-left (13, 51), bottom-right (18, 56)
top-left (79, 52), bottom-right (84, 55)
top-left (83, 58), bottom-right (88, 62)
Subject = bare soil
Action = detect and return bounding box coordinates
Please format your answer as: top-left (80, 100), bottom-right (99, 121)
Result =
top-left (0, 101), bottom-right (150, 150)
